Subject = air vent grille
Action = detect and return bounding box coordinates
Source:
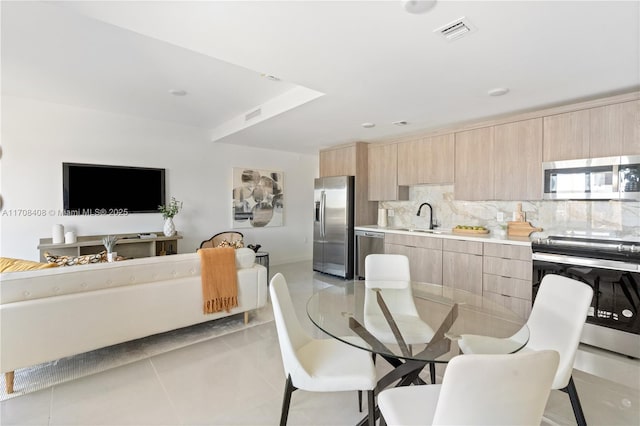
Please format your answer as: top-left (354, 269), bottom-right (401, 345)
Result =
top-left (434, 17), bottom-right (476, 41)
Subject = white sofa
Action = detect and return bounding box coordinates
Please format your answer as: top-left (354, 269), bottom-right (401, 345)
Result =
top-left (0, 251), bottom-right (268, 394)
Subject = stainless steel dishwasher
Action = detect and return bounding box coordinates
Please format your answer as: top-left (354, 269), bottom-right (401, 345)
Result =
top-left (354, 230), bottom-right (385, 279)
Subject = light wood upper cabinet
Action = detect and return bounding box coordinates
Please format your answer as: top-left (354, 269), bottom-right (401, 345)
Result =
top-left (454, 127), bottom-right (495, 201)
top-left (319, 145), bottom-right (356, 177)
top-left (368, 144), bottom-right (408, 201)
top-left (493, 119), bottom-right (543, 200)
top-left (590, 100), bottom-right (640, 157)
top-left (398, 134), bottom-right (454, 186)
top-left (319, 142), bottom-right (377, 225)
top-left (543, 100), bottom-right (640, 161)
top-left (543, 109), bottom-right (590, 161)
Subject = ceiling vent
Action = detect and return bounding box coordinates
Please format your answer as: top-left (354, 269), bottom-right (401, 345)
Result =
top-left (434, 17), bottom-right (476, 41)
top-left (245, 108), bottom-right (262, 121)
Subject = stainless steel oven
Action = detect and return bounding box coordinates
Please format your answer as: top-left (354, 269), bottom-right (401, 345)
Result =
top-left (532, 236), bottom-right (640, 358)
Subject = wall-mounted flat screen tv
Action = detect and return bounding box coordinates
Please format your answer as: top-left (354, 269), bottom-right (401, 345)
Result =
top-left (63, 163), bottom-right (166, 214)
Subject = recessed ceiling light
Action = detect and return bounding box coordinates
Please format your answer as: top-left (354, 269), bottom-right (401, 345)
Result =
top-left (488, 88), bottom-right (509, 97)
top-left (169, 89), bottom-right (187, 96)
top-left (403, 0), bottom-right (437, 14)
top-left (362, 122), bottom-right (376, 128)
top-left (393, 120), bottom-right (409, 126)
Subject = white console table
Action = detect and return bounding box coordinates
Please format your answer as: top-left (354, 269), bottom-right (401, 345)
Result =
top-left (38, 232), bottom-right (182, 262)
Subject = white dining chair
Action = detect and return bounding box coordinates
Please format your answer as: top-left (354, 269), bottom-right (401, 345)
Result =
top-left (364, 254), bottom-right (436, 381)
top-left (269, 273), bottom-right (377, 426)
top-left (458, 274), bottom-right (594, 426)
top-left (378, 349), bottom-right (560, 426)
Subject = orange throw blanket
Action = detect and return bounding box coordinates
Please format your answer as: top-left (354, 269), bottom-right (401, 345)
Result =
top-left (198, 247), bottom-right (239, 314)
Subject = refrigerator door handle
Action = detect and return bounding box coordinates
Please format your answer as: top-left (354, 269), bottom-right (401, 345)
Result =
top-left (320, 190), bottom-right (326, 238)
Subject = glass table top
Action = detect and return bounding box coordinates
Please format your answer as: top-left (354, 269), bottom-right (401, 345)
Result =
top-left (307, 281), bottom-right (529, 363)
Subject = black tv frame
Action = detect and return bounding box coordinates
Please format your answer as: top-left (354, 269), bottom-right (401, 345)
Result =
top-left (63, 162), bottom-right (166, 214)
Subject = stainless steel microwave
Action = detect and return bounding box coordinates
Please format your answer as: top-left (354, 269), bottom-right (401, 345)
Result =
top-left (542, 155), bottom-right (640, 200)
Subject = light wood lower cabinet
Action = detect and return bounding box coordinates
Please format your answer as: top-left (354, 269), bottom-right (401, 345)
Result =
top-left (442, 239), bottom-right (483, 295)
top-left (482, 243), bottom-right (533, 319)
top-left (384, 233), bottom-right (442, 285)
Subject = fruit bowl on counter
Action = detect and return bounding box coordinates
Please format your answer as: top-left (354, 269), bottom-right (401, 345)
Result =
top-left (452, 225), bottom-right (489, 235)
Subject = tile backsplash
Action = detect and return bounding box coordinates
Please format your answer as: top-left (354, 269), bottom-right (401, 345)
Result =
top-left (379, 184), bottom-right (640, 240)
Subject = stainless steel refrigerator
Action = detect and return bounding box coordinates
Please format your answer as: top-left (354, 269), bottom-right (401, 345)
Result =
top-left (313, 176), bottom-right (354, 278)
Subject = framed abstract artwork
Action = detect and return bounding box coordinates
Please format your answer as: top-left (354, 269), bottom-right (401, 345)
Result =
top-left (232, 168), bottom-right (284, 228)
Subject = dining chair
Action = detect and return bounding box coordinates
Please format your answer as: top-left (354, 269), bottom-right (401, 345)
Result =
top-left (364, 254), bottom-right (436, 382)
top-left (377, 349), bottom-right (559, 426)
top-left (269, 273), bottom-right (377, 426)
top-left (458, 274), bottom-right (594, 426)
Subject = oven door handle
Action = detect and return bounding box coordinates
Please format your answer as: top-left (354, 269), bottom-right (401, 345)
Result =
top-left (533, 253), bottom-right (640, 273)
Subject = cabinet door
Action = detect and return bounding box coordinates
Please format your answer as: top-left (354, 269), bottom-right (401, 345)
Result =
top-left (493, 119), bottom-right (543, 200)
top-left (397, 140), bottom-right (421, 185)
top-left (442, 251), bottom-right (483, 295)
top-left (454, 127), bottom-right (494, 200)
top-left (590, 100), bottom-right (640, 157)
top-left (319, 146), bottom-right (356, 177)
top-left (543, 109), bottom-right (590, 161)
top-left (369, 144), bottom-right (402, 201)
top-left (421, 134), bottom-right (455, 184)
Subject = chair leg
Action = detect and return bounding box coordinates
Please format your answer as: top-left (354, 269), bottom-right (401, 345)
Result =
top-left (358, 390), bottom-right (363, 412)
top-left (429, 362), bottom-right (436, 384)
top-left (280, 375), bottom-right (297, 426)
top-left (563, 376), bottom-right (587, 426)
top-left (367, 390), bottom-right (375, 426)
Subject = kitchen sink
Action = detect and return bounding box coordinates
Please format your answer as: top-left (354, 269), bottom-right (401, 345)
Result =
top-left (393, 228), bottom-right (448, 234)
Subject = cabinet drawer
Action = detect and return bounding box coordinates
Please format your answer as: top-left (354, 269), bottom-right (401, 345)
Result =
top-left (483, 274), bottom-right (532, 300)
top-left (483, 256), bottom-right (532, 281)
top-left (384, 233), bottom-right (442, 250)
top-left (483, 243), bottom-right (532, 261)
top-left (483, 291), bottom-right (532, 320)
top-left (442, 239), bottom-right (483, 255)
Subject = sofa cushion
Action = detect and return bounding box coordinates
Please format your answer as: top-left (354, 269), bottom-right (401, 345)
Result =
top-left (0, 257), bottom-right (58, 273)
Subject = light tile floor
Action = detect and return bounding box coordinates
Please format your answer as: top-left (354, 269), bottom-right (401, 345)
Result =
top-left (1, 261), bottom-right (638, 425)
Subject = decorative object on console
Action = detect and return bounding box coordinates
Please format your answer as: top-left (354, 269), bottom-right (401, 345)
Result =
top-left (159, 197), bottom-right (182, 237)
top-left (64, 231), bottom-right (76, 244)
top-left (507, 203), bottom-right (543, 237)
top-left (102, 235), bottom-right (119, 262)
top-left (247, 244), bottom-right (261, 253)
top-left (52, 224), bottom-right (64, 244)
top-left (232, 168), bottom-right (283, 229)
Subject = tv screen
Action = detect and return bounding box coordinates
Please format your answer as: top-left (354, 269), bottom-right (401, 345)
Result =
top-left (63, 163), bottom-right (166, 214)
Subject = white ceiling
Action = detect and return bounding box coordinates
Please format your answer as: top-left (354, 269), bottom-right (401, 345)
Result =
top-left (2, 1), bottom-right (639, 155)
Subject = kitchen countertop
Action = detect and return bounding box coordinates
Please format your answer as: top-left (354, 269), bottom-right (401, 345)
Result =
top-left (355, 225), bottom-right (533, 247)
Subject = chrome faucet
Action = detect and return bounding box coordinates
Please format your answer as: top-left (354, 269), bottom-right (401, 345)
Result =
top-left (416, 202), bottom-right (435, 229)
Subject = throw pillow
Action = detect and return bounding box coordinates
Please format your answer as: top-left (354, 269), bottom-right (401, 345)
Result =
top-left (44, 250), bottom-right (107, 267)
top-left (0, 257), bottom-right (58, 272)
top-left (235, 248), bottom-right (256, 269)
top-left (215, 239), bottom-right (244, 249)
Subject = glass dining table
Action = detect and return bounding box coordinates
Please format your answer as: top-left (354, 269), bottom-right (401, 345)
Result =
top-left (306, 281), bottom-right (529, 425)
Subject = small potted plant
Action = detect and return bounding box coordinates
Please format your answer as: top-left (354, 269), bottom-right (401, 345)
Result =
top-left (159, 197), bottom-right (183, 237)
top-left (102, 235), bottom-right (119, 262)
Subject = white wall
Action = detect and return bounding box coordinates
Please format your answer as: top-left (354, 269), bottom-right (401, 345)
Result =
top-left (0, 96), bottom-right (318, 263)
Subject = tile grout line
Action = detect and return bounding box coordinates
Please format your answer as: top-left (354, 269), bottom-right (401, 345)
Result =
top-left (148, 358), bottom-right (184, 426)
